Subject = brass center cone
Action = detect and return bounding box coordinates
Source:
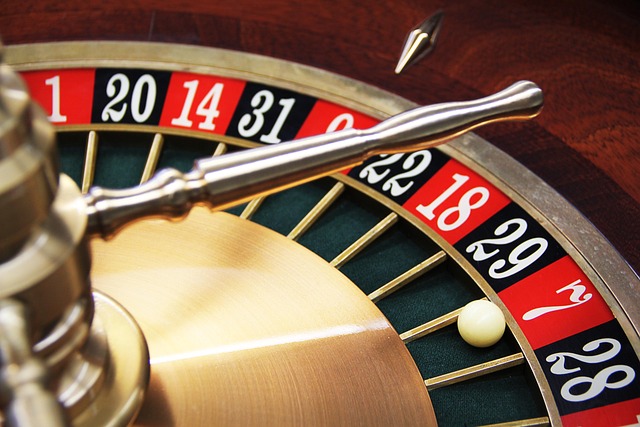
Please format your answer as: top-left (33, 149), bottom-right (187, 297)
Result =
top-left (90, 209), bottom-right (436, 426)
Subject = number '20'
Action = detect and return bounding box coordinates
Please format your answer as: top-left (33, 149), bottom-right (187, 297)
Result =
top-left (101, 73), bottom-right (157, 123)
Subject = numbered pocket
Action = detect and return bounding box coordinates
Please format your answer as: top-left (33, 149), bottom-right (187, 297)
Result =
top-left (536, 320), bottom-right (640, 416)
top-left (455, 203), bottom-right (565, 291)
top-left (226, 83), bottom-right (316, 143)
top-left (92, 69), bottom-right (171, 125)
top-left (350, 148), bottom-right (449, 205)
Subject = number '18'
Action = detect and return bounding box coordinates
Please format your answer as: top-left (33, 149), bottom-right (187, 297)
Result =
top-left (416, 173), bottom-right (490, 231)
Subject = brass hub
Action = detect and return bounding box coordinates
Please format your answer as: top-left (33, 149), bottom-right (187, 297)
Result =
top-left (90, 209), bottom-right (437, 426)
top-left (73, 293), bottom-right (149, 427)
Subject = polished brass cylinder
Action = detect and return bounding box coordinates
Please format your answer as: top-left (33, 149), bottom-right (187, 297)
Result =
top-left (0, 176), bottom-right (91, 334)
top-left (0, 60), bottom-right (149, 426)
top-left (0, 63), bottom-right (59, 261)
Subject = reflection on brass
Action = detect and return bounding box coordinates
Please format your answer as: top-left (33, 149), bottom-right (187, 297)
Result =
top-left (395, 11), bottom-right (444, 74)
top-left (369, 251), bottom-right (447, 303)
top-left (287, 182), bottom-right (345, 241)
top-left (81, 131), bottom-right (98, 194)
top-left (480, 416), bottom-right (550, 427)
top-left (425, 353), bottom-right (525, 391)
top-left (55, 302), bottom-right (108, 417)
top-left (330, 212), bottom-right (398, 268)
top-left (213, 142), bottom-right (228, 156)
top-left (0, 60), bottom-right (58, 260)
top-left (400, 297), bottom-right (488, 343)
top-left (91, 210), bottom-right (437, 426)
top-left (402, 306), bottom-right (462, 344)
top-left (73, 293), bottom-right (149, 427)
top-left (140, 133), bottom-right (164, 184)
top-left (0, 299), bottom-right (67, 426)
top-left (240, 196), bottom-right (266, 219)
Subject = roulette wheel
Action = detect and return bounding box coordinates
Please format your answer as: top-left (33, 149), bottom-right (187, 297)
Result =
top-left (1, 1), bottom-right (638, 426)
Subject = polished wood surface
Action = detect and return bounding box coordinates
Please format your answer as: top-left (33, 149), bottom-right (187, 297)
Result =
top-left (2, 0), bottom-right (638, 271)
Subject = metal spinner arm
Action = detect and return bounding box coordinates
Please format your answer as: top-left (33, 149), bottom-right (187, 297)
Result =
top-left (84, 81), bottom-right (543, 240)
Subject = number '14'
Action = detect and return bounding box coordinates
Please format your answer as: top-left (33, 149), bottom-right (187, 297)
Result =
top-left (171, 80), bottom-right (224, 131)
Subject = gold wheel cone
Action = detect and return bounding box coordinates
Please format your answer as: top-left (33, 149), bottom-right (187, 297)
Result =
top-left (91, 209), bottom-right (437, 426)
